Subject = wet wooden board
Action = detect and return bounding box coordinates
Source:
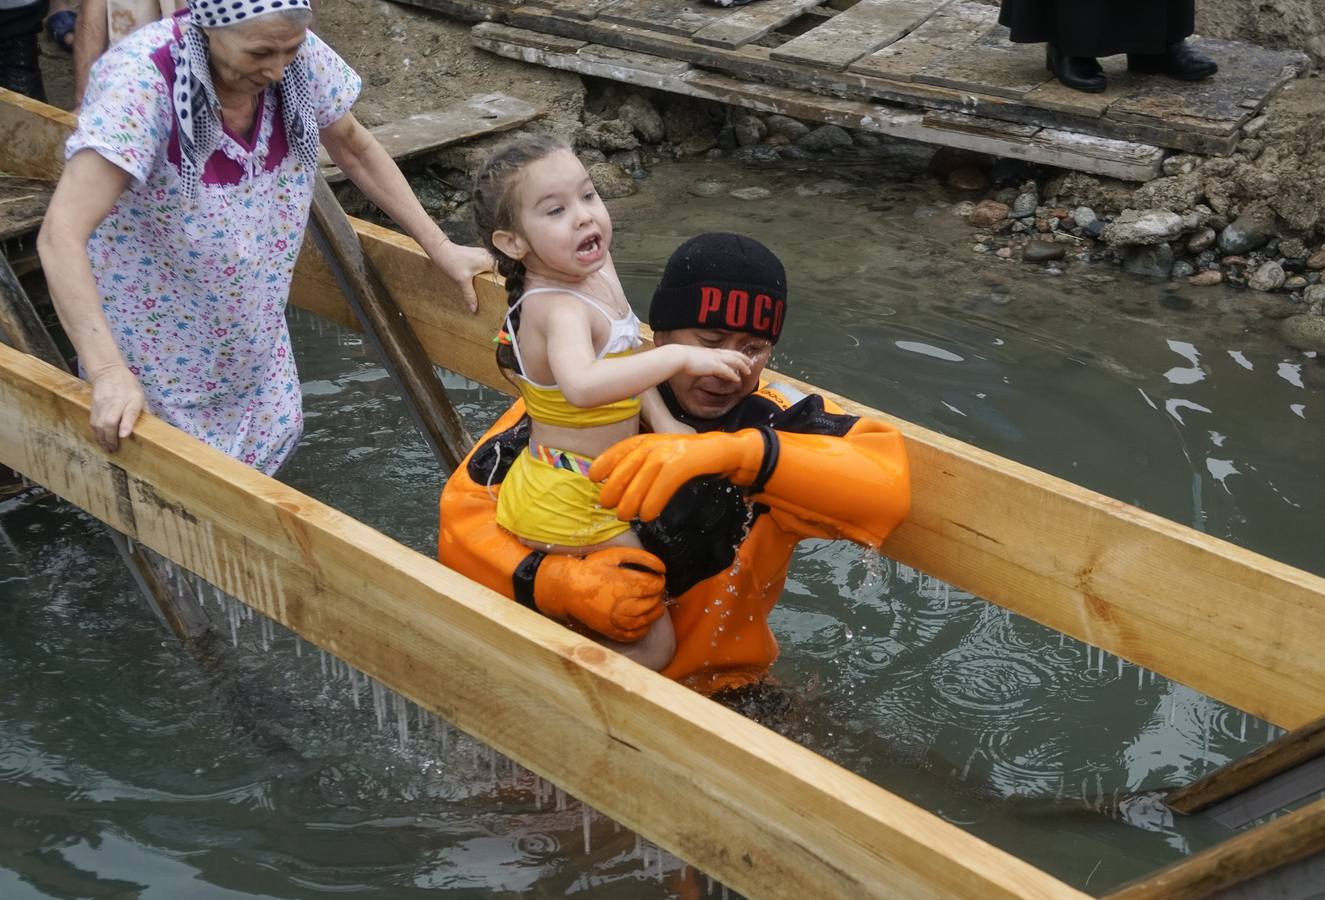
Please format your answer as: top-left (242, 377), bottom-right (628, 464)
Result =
top-left (0, 178), bottom-right (52, 242)
top-left (597, 0), bottom-right (728, 36)
top-left (475, 24), bottom-right (1164, 180)
top-left (0, 87), bottom-right (77, 181)
top-left (914, 24), bottom-right (1051, 99)
top-left (318, 93), bottom-right (540, 182)
top-left (691, 0), bottom-right (827, 50)
top-left (524, 0), bottom-right (626, 19)
top-left (497, 8), bottom-right (1241, 154)
top-left (1022, 58), bottom-right (1146, 119)
top-left (847, 0), bottom-right (994, 82)
top-left (770, 0), bottom-right (951, 70)
top-left (389, 0), bottom-right (520, 22)
top-left (1107, 37), bottom-right (1306, 138)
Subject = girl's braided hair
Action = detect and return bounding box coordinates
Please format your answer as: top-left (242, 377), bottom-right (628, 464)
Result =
top-left (472, 131), bottom-right (573, 374)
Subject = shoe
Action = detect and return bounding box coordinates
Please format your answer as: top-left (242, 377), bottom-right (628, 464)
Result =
top-left (1046, 44), bottom-right (1106, 93)
top-left (1128, 40), bottom-right (1219, 81)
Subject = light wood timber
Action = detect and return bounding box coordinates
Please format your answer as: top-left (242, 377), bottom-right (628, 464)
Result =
top-left (596, 0), bottom-right (728, 36)
top-left (387, 0), bottom-right (518, 22)
top-left (1168, 714), bottom-right (1325, 816)
top-left (770, 0), bottom-right (951, 70)
top-left (472, 24), bottom-right (1165, 181)
top-left (847, 0), bottom-right (992, 83)
top-left (307, 175), bottom-right (473, 472)
top-left (690, 0), bottom-right (827, 50)
top-left (317, 93), bottom-right (540, 183)
top-left (1104, 794), bottom-right (1325, 900)
top-left (0, 341), bottom-right (1088, 900)
top-left (0, 87), bottom-right (77, 181)
top-left (7, 88), bottom-right (1323, 728)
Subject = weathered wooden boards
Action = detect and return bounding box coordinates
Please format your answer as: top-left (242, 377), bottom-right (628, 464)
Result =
top-left (0, 177), bottom-right (52, 242)
top-left (473, 23), bottom-right (1164, 181)
top-left (0, 341), bottom-right (1089, 900)
top-left (0, 87), bottom-right (77, 181)
top-left (396, 0), bottom-right (1315, 158)
top-left (318, 93), bottom-right (539, 182)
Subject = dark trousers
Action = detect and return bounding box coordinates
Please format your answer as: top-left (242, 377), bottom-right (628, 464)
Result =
top-left (0, 0), bottom-right (50, 102)
top-left (999, 0), bottom-right (1195, 58)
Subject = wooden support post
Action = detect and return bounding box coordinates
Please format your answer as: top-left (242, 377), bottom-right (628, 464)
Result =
top-left (0, 250), bottom-right (63, 369)
top-left (307, 174), bottom-right (472, 473)
top-left (0, 343), bottom-right (1088, 900)
top-left (1168, 714), bottom-right (1325, 829)
top-left (1105, 794), bottom-right (1325, 900)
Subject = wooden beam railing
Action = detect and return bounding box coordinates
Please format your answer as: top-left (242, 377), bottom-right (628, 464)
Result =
top-left (6, 85), bottom-right (1325, 731)
top-left (0, 342), bottom-right (1087, 900)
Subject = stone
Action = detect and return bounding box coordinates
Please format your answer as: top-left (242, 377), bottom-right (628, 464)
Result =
top-left (1045, 171), bottom-right (1133, 212)
top-left (1279, 237), bottom-right (1309, 260)
top-left (1248, 261), bottom-right (1287, 292)
top-left (779, 145), bottom-right (815, 161)
top-left (796, 125), bottom-right (853, 153)
top-left (1171, 259), bottom-right (1197, 278)
top-left (1072, 206), bottom-right (1097, 229)
top-left (1307, 249), bottom-right (1325, 270)
top-left (1121, 244), bottom-right (1175, 279)
top-left (946, 166), bottom-right (989, 191)
top-left (1186, 227), bottom-right (1217, 253)
top-left (969, 200), bottom-right (1010, 228)
top-left (1011, 220), bottom-right (1031, 234)
top-left (764, 114), bottom-right (810, 142)
top-left (1101, 210), bottom-right (1185, 247)
top-left (675, 133), bottom-right (718, 158)
top-left (1011, 192), bottom-right (1037, 219)
top-left (1219, 213), bottom-right (1275, 254)
top-left (853, 132), bottom-right (885, 151)
top-left (579, 119), bottom-right (639, 153)
top-left (586, 162), bottom-right (637, 199)
top-left (731, 145), bottom-right (781, 165)
top-left (1196, 249), bottom-right (1218, 269)
top-left (972, 244), bottom-right (989, 253)
top-left (1133, 173), bottom-right (1204, 212)
top-left (730, 186), bottom-right (771, 201)
top-left (1161, 154), bottom-right (1203, 176)
top-left (609, 149), bottom-right (644, 175)
top-left (796, 179), bottom-right (853, 197)
top-left (1082, 218), bottom-right (1106, 240)
top-left (1188, 270), bottom-right (1223, 286)
top-left (1286, 276), bottom-right (1309, 291)
top-left (617, 94), bottom-right (665, 145)
top-left (1281, 315), bottom-right (1325, 353)
top-left (688, 180), bottom-right (726, 198)
top-left (716, 124), bottom-right (738, 152)
top-left (732, 114), bottom-right (767, 147)
top-left (996, 247), bottom-right (1014, 259)
top-left (1243, 114), bottom-right (1271, 138)
top-left (1305, 284), bottom-right (1325, 305)
top-left (952, 200), bottom-right (976, 217)
top-left (1023, 240), bottom-right (1066, 262)
top-left (663, 102), bottom-right (721, 143)
top-left (577, 149), bottom-right (607, 165)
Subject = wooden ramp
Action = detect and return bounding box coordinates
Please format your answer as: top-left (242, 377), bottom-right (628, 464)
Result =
top-left (394, 0), bottom-right (1311, 181)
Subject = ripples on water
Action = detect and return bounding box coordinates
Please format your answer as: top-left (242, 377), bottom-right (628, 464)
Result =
top-left (3, 160), bottom-right (1322, 896)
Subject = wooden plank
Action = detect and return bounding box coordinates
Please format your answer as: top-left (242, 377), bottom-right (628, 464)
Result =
top-left (501, 7), bottom-right (1239, 153)
top-left (1106, 37), bottom-right (1306, 140)
top-left (0, 177), bottom-right (51, 242)
top-left (1169, 714), bottom-right (1325, 815)
top-left (771, 0), bottom-right (950, 70)
top-left (691, 0), bottom-right (827, 51)
top-left (914, 24), bottom-right (1051, 99)
top-left (307, 175), bottom-right (473, 471)
top-left (1210, 852), bottom-right (1325, 900)
top-left (0, 87), bottom-right (77, 181)
top-left (1105, 795), bottom-right (1325, 900)
top-left (1201, 755), bottom-right (1325, 830)
top-left (597, 0), bottom-right (727, 36)
top-left (388, 0), bottom-right (519, 23)
top-left (13, 90), bottom-right (1323, 726)
top-left (474, 25), bottom-right (1165, 181)
top-left (318, 93), bottom-right (539, 183)
top-left (847, 0), bottom-right (992, 82)
top-left (0, 342), bottom-right (1089, 900)
top-left (523, 0), bottom-right (625, 19)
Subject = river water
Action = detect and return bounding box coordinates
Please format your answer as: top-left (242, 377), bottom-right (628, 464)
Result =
top-left (2, 157), bottom-right (1322, 897)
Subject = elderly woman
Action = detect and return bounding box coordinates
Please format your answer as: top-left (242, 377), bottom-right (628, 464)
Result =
top-left (37, 0), bottom-right (490, 472)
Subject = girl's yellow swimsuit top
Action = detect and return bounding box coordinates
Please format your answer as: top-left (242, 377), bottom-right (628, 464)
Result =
top-left (505, 287), bottom-right (643, 428)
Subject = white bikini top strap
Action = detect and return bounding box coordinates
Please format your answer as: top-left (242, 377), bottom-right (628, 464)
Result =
top-left (508, 287), bottom-right (635, 367)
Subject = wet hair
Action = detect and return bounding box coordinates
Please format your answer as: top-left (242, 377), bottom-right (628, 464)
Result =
top-left (471, 131), bottom-right (573, 374)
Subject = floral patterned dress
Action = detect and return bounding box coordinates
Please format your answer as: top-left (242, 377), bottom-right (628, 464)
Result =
top-left (67, 13), bottom-right (360, 474)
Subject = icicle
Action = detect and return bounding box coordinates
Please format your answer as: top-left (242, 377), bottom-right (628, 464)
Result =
top-left (1138, 666), bottom-right (1144, 689)
top-left (582, 804), bottom-right (591, 853)
top-left (722, 884), bottom-right (729, 899)
top-left (195, 578), bottom-right (205, 609)
top-left (556, 787), bottom-right (565, 811)
top-left (634, 832), bottom-right (642, 859)
top-left (295, 634), bottom-right (303, 658)
top-left (372, 679), bottom-right (385, 730)
top-left (227, 596), bottom-right (239, 647)
top-left (656, 848), bottom-right (664, 883)
top-left (1240, 710), bottom-right (1247, 741)
top-left (1117, 657), bottom-right (1123, 678)
top-left (706, 874), bottom-right (714, 895)
top-left (396, 693), bottom-right (409, 751)
top-left (319, 649), bottom-right (328, 680)
top-left (349, 666), bottom-right (361, 709)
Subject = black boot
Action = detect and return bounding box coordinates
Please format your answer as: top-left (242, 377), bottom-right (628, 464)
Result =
top-left (1128, 40), bottom-right (1219, 81)
top-left (1046, 44), bottom-right (1106, 93)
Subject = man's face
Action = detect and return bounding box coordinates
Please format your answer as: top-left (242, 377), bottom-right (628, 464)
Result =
top-left (655, 328), bottom-right (773, 420)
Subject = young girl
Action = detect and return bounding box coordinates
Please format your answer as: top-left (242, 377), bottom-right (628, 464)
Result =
top-left (472, 133), bottom-right (751, 670)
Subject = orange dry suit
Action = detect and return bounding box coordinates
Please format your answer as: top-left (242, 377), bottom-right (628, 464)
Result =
top-left (438, 380), bottom-right (911, 696)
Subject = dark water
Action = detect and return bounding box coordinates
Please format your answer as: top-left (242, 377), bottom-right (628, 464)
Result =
top-left (3, 158), bottom-right (1322, 897)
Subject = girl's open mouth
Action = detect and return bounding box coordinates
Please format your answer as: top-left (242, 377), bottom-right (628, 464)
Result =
top-left (575, 234), bottom-right (604, 262)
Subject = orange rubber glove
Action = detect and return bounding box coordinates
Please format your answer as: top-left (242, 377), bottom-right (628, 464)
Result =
top-left (534, 546), bottom-right (667, 642)
top-left (590, 429), bottom-right (769, 522)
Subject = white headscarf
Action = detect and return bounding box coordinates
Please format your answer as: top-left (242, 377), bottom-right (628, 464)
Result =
top-left (173, 0), bottom-right (317, 200)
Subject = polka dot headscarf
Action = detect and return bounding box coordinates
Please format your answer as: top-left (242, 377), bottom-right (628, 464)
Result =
top-left (174, 0), bottom-right (317, 201)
